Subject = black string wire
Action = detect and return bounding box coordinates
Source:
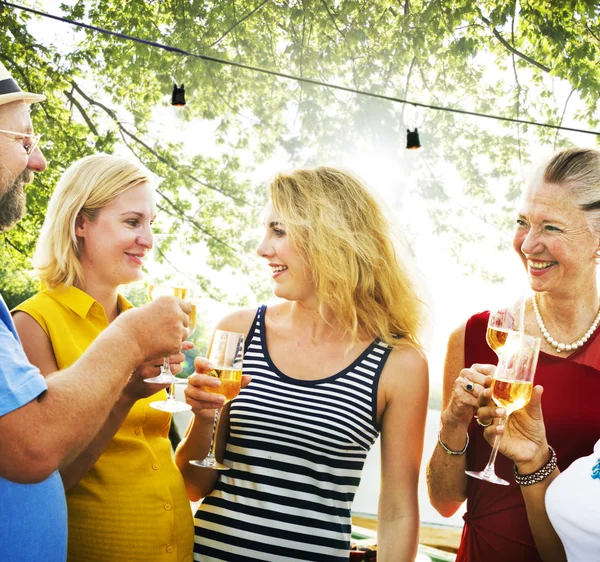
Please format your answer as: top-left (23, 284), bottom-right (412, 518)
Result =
top-left (3, 0), bottom-right (599, 137)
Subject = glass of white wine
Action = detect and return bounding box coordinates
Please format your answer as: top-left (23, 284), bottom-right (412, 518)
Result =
top-left (189, 330), bottom-right (245, 471)
top-left (486, 296), bottom-right (526, 359)
top-left (145, 234), bottom-right (192, 413)
top-left (466, 331), bottom-right (541, 485)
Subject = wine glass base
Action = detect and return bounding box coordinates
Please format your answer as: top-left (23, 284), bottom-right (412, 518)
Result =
top-left (150, 399), bottom-right (191, 413)
top-left (145, 374), bottom-right (187, 384)
top-left (465, 469), bottom-right (510, 486)
top-left (189, 458), bottom-right (230, 471)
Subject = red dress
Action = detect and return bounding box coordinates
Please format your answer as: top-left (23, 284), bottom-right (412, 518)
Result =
top-left (456, 311), bottom-right (600, 562)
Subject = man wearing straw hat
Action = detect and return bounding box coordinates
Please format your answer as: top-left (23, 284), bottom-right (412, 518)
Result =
top-left (0, 62), bottom-right (192, 561)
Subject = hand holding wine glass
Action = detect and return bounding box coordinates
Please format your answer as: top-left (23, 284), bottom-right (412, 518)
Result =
top-left (185, 357), bottom-right (253, 420)
top-left (465, 331), bottom-right (541, 485)
top-left (477, 384), bottom-right (550, 474)
top-left (189, 330), bottom-right (245, 470)
top-left (121, 342), bottom-right (194, 405)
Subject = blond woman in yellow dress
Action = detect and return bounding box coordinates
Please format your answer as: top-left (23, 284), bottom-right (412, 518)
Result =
top-left (13, 154), bottom-right (194, 562)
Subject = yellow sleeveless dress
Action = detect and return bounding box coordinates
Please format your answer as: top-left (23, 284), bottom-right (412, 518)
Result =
top-left (15, 286), bottom-right (193, 562)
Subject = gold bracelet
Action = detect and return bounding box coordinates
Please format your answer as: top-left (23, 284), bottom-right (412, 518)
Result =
top-left (437, 427), bottom-right (469, 455)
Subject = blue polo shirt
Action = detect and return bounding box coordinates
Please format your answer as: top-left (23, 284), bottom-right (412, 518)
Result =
top-left (0, 293), bottom-right (67, 561)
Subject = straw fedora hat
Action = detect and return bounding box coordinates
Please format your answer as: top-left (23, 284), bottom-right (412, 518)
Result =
top-left (0, 61), bottom-right (45, 106)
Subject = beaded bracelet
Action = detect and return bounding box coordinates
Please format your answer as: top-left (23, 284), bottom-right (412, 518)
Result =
top-left (437, 427), bottom-right (469, 456)
top-left (513, 445), bottom-right (557, 486)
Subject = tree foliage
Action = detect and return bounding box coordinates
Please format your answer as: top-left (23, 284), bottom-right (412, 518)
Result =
top-left (1, 0), bottom-right (599, 305)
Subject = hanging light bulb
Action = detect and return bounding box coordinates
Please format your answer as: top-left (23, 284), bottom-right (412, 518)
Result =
top-left (406, 128), bottom-right (421, 150)
top-left (172, 83), bottom-right (186, 106)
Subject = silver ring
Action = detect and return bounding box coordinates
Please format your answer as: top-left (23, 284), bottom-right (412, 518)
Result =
top-left (476, 416), bottom-right (492, 428)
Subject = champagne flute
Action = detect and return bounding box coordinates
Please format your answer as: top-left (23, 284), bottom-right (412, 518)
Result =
top-left (186, 284), bottom-right (203, 342)
top-left (486, 296), bottom-right (526, 359)
top-left (189, 330), bottom-right (245, 470)
top-left (466, 331), bottom-right (541, 485)
top-left (145, 234), bottom-right (192, 413)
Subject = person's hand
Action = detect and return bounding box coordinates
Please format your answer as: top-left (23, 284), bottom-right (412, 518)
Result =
top-left (113, 296), bottom-right (191, 364)
top-left (442, 364), bottom-right (494, 428)
top-left (184, 356), bottom-right (252, 422)
top-left (478, 384), bottom-right (549, 472)
top-left (121, 341), bottom-right (195, 404)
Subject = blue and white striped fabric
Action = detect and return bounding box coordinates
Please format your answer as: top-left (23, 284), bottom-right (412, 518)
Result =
top-left (193, 305), bottom-right (392, 561)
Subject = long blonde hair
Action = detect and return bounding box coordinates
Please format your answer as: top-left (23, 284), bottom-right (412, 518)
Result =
top-left (33, 154), bottom-right (154, 289)
top-left (269, 167), bottom-right (422, 347)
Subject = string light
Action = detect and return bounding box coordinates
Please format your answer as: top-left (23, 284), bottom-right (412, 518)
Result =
top-left (406, 128), bottom-right (421, 150)
top-left (171, 83), bottom-right (185, 106)
top-left (4, 0), bottom-right (600, 137)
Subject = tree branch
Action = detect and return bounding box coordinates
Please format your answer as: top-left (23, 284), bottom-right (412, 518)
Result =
top-left (511, 5), bottom-right (524, 180)
top-left (2, 234), bottom-right (28, 258)
top-left (553, 88), bottom-right (575, 150)
top-left (116, 129), bottom-right (242, 252)
top-left (155, 198), bottom-right (237, 252)
top-left (210, 0), bottom-right (269, 47)
top-left (320, 0), bottom-right (359, 88)
top-left (480, 14), bottom-right (551, 73)
top-left (585, 23), bottom-right (600, 45)
top-left (64, 89), bottom-right (100, 136)
top-left (400, 56), bottom-right (416, 127)
top-left (70, 80), bottom-right (253, 207)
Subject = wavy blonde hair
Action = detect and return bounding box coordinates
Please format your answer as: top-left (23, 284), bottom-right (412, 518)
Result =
top-left (269, 167), bottom-right (423, 347)
top-left (33, 154), bottom-right (154, 289)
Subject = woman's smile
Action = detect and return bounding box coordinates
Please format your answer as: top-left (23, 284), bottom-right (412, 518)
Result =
top-left (269, 263), bottom-right (288, 278)
top-left (527, 259), bottom-right (557, 276)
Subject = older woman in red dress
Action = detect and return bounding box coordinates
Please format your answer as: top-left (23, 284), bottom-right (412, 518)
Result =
top-left (427, 147), bottom-right (600, 561)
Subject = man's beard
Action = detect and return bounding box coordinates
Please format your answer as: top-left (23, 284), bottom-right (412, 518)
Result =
top-left (0, 168), bottom-right (33, 232)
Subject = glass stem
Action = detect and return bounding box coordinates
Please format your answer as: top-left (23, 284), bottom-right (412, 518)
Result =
top-left (207, 409), bottom-right (220, 461)
top-left (165, 383), bottom-right (175, 401)
top-left (484, 434), bottom-right (502, 474)
top-left (160, 355), bottom-right (170, 376)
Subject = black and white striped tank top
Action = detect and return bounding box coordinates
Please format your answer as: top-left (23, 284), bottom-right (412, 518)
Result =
top-left (193, 305), bottom-right (392, 561)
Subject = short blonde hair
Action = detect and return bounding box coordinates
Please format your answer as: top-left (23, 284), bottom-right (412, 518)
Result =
top-left (33, 154), bottom-right (154, 289)
top-left (540, 147), bottom-right (600, 237)
top-left (269, 167), bottom-right (423, 347)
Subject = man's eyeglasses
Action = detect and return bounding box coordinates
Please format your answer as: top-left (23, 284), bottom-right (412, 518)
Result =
top-left (0, 128), bottom-right (42, 155)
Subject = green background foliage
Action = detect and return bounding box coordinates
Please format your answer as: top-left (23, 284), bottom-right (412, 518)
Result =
top-left (1, 0), bottom-right (599, 313)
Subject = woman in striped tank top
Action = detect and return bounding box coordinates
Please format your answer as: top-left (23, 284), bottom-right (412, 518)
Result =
top-left (176, 167), bottom-right (429, 562)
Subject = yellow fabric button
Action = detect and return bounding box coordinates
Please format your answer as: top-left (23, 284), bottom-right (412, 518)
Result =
top-left (164, 503), bottom-right (171, 511)
top-left (166, 545), bottom-right (174, 553)
top-left (152, 463), bottom-right (159, 470)
top-left (134, 428), bottom-right (141, 435)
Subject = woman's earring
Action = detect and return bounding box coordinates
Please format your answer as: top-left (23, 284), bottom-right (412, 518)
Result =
top-left (595, 250), bottom-right (600, 265)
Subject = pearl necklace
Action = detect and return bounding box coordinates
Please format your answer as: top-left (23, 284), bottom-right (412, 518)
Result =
top-left (532, 293), bottom-right (600, 353)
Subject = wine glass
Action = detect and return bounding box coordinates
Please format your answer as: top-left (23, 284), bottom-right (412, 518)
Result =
top-left (465, 331), bottom-right (541, 485)
top-left (486, 295), bottom-right (526, 359)
top-left (145, 234), bottom-right (192, 413)
top-left (189, 330), bottom-right (245, 470)
top-left (186, 284), bottom-right (203, 342)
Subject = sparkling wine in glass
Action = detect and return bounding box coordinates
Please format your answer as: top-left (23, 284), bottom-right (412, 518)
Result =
top-left (145, 234), bottom-right (192, 413)
top-left (487, 296), bottom-right (526, 359)
top-left (466, 331), bottom-right (541, 485)
top-left (189, 330), bottom-right (244, 471)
